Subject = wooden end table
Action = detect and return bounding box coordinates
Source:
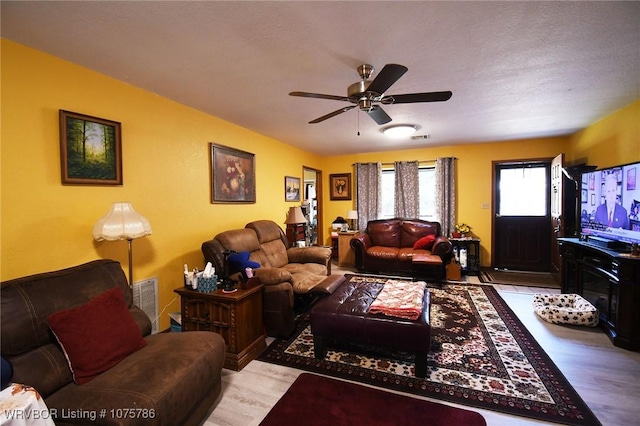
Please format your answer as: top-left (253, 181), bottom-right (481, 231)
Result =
top-left (174, 285), bottom-right (266, 371)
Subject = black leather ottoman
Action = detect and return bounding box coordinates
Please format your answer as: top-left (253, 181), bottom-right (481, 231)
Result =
top-left (310, 277), bottom-right (431, 377)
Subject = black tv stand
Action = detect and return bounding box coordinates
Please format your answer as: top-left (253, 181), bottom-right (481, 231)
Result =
top-left (581, 235), bottom-right (630, 252)
top-left (559, 238), bottom-right (640, 351)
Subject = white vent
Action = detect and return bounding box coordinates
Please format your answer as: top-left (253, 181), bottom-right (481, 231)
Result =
top-left (132, 277), bottom-right (159, 334)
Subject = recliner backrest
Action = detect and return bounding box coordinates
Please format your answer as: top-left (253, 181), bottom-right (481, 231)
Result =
top-left (246, 220), bottom-right (289, 268)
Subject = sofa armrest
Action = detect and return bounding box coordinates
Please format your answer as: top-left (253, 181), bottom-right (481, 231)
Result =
top-left (286, 246), bottom-right (332, 274)
top-left (432, 236), bottom-right (453, 258)
top-left (254, 267), bottom-right (293, 285)
top-left (350, 232), bottom-right (372, 270)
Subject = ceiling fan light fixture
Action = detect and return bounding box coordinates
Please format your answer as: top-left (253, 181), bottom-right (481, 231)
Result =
top-left (382, 124), bottom-right (417, 138)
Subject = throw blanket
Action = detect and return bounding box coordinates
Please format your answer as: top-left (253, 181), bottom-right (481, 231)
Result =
top-left (368, 279), bottom-right (426, 320)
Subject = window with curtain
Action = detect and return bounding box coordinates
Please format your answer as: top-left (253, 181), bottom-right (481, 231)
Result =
top-left (380, 166), bottom-right (436, 219)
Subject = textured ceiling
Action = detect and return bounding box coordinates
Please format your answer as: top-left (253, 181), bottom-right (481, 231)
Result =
top-left (2, 1), bottom-right (639, 156)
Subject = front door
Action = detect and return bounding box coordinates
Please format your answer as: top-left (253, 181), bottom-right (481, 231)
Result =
top-left (493, 160), bottom-right (552, 272)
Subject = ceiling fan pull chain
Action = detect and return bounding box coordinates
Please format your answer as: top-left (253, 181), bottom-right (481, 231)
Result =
top-left (357, 109), bottom-right (360, 136)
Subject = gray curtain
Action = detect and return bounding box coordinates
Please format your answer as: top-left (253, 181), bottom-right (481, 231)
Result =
top-left (435, 157), bottom-right (456, 236)
top-left (394, 161), bottom-right (419, 218)
top-left (355, 162), bottom-right (382, 230)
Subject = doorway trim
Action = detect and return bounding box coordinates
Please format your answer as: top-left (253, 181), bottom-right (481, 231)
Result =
top-left (303, 166), bottom-right (324, 245)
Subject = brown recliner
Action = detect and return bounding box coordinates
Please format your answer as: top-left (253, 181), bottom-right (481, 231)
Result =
top-left (202, 220), bottom-right (338, 337)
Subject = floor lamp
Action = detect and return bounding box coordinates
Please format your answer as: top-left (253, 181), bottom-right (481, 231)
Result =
top-left (93, 202), bottom-right (152, 286)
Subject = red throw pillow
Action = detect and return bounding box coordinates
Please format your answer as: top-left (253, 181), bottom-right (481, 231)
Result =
top-left (413, 234), bottom-right (436, 250)
top-left (47, 286), bottom-right (146, 384)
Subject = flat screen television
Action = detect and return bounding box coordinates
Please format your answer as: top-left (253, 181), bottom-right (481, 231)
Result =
top-left (579, 160), bottom-right (640, 248)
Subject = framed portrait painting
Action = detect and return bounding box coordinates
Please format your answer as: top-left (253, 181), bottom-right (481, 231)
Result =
top-left (330, 173), bottom-right (351, 200)
top-left (285, 176), bottom-right (301, 201)
top-left (59, 110), bottom-right (122, 185)
top-left (627, 167), bottom-right (636, 190)
top-left (210, 143), bottom-right (256, 203)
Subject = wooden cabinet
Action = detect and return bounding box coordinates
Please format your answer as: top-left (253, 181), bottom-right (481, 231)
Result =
top-left (331, 235), bottom-right (339, 260)
top-left (174, 285), bottom-right (266, 370)
top-left (338, 232), bottom-right (356, 267)
top-left (286, 223), bottom-right (306, 247)
top-left (559, 238), bottom-right (640, 351)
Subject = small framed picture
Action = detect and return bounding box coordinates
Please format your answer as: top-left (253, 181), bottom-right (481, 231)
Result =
top-left (330, 173), bottom-right (351, 200)
top-left (285, 176), bottom-right (301, 201)
top-left (59, 110), bottom-right (122, 185)
top-left (627, 167), bottom-right (636, 190)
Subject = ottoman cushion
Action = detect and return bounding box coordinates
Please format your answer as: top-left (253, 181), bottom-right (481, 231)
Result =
top-left (532, 293), bottom-right (599, 327)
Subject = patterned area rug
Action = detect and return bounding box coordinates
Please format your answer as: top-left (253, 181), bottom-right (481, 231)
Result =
top-left (258, 275), bottom-right (600, 426)
top-left (479, 270), bottom-right (560, 288)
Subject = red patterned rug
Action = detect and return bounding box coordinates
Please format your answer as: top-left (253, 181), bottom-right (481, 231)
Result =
top-left (258, 275), bottom-right (601, 426)
top-left (259, 373), bottom-right (486, 426)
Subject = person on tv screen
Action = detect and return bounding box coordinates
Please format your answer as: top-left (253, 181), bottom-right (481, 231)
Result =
top-left (595, 174), bottom-right (629, 229)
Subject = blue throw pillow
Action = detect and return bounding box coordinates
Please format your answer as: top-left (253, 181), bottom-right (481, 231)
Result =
top-left (228, 251), bottom-right (260, 278)
top-left (1, 356), bottom-right (13, 389)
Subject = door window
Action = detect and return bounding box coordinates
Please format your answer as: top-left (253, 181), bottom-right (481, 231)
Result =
top-left (498, 166), bottom-right (548, 216)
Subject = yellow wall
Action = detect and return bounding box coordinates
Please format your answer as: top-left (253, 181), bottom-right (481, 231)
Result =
top-left (2, 39), bottom-right (638, 330)
top-left (1, 40), bottom-right (323, 329)
top-left (320, 137), bottom-right (569, 265)
top-left (568, 99), bottom-right (640, 168)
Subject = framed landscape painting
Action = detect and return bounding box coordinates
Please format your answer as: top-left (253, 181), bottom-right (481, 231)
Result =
top-left (285, 176), bottom-right (301, 201)
top-left (59, 110), bottom-right (122, 185)
top-left (210, 143), bottom-right (256, 203)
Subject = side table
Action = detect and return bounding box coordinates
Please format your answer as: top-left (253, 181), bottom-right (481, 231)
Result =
top-left (174, 285), bottom-right (266, 371)
top-left (338, 231), bottom-right (357, 267)
top-left (449, 238), bottom-right (481, 275)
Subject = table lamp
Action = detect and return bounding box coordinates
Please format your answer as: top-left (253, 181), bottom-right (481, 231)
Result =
top-left (346, 210), bottom-right (358, 231)
top-left (93, 202), bottom-right (152, 286)
top-left (285, 206), bottom-right (308, 246)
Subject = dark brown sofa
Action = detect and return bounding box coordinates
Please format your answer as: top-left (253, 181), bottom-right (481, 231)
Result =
top-left (202, 220), bottom-right (342, 338)
top-left (350, 218), bottom-right (453, 278)
top-left (1, 259), bottom-right (226, 426)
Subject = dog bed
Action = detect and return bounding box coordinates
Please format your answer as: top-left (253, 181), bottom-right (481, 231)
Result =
top-left (532, 293), bottom-right (599, 327)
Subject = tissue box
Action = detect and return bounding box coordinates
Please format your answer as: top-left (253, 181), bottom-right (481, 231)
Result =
top-left (196, 275), bottom-right (218, 293)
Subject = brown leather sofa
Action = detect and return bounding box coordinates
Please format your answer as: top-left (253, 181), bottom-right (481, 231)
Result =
top-left (202, 220), bottom-right (342, 338)
top-left (1, 259), bottom-right (226, 426)
top-left (350, 218), bottom-right (453, 278)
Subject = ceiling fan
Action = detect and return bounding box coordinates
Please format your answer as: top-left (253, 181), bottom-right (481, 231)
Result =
top-left (290, 63), bottom-right (452, 125)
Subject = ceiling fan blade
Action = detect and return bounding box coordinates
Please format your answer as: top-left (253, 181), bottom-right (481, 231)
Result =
top-left (367, 105), bottom-right (392, 125)
top-left (388, 91), bottom-right (453, 104)
top-left (309, 106), bottom-right (356, 124)
top-left (290, 91), bottom-right (350, 102)
top-left (366, 64), bottom-right (408, 95)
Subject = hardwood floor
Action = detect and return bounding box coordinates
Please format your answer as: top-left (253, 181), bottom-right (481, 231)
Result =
top-left (202, 264), bottom-right (640, 426)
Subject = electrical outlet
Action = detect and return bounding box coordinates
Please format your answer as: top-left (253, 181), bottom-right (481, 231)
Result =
top-left (482, 203), bottom-right (489, 209)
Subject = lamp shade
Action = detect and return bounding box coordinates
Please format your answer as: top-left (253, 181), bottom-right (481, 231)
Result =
top-left (93, 202), bottom-right (152, 241)
top-left (346, 210), bottom-right (358, 220)
top-left (285, 206), bottom-right (308, 224)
